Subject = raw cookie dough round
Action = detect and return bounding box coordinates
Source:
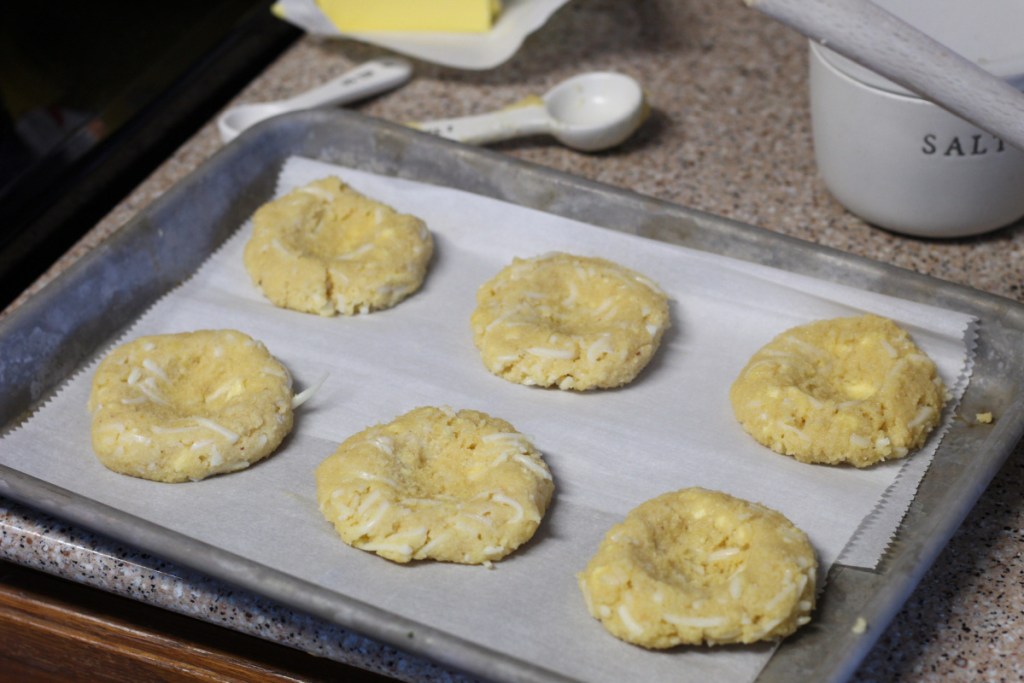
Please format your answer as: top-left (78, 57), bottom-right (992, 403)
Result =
top-left (730, 314), bottom-right (946, 467)
top-left (316, 406), bottom-right (554, 564)
top-left (577, 487), bottom-right (817, 648)
top-left (243, 177), bottom-right (433, 316)
top-left (88, 330), bottom-right (294, 482)
top-left (471, 252), bottom-right (670, 391)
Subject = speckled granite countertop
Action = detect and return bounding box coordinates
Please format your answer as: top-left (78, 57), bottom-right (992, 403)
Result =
top-left (2, 1), bottom-right (1022, 681)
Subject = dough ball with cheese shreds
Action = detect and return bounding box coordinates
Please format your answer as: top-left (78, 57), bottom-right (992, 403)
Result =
top-left (244, 177), bottom-right (433, 316)
top-left (88, 330), bottom-right (294, 482)
top-left (730, 314), bottom-right (946, 467)
top-left (577, 488), bottom-right (817, 648)
top-left (471, 252), bottom-right (670, 391)
top-left (316, 406), bottom-right (554, 565)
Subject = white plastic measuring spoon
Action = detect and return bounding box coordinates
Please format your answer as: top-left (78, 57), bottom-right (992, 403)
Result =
top-left (218, 58), bottom-right (413, 143)
top-left (414, 72), bottom-right (647, 152)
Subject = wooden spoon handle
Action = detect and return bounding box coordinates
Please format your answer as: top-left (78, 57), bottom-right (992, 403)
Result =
top-left (745, 0), bottom-right (1024, 152)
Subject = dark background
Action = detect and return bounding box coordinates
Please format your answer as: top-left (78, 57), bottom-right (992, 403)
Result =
top-left (0, 1), bottom-right (299, 309)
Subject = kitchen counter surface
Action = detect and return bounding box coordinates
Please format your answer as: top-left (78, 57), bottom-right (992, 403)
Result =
top-left (2, 1), bottom-right (1022, 680)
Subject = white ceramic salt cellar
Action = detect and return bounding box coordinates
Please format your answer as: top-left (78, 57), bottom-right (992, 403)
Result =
top-left (808, 0), bottom-right (1024, 238)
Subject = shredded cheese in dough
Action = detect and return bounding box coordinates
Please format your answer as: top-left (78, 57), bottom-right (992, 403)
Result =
top-left (907, 406), bottom-right (936, 429)
top-left (879, 338), bottom-right (898, 358)
top-left (142, 359), bottom-right (168, 381)
top-left (291, 374), bottom-right (327, 409)
top-left (586, 335), bottom-right (614, 363)
top-left (297, 185), bottom-right (335, 200)
top-left (849, 434), bottom-right (871, 448)
top-left (151, 424), bottom-right (199, 435)
top-left (191, 417), bottom-right (240, 443)
top-left (135, 380), bottom-right (168, 406)
top-left (753, 616), bottom-right (785, 639)
top-left (512, 453), bottom-right (552, 480)
top-left (490, 492), bottom-right (525, 523)
top-left (709, 547), bottom-right (741, 562)
top-left (482, 432), bottom-right (527, 444)
top-left (335, 243), bottom-right (375, 261)
top-left (663, 614), bottom-right (728, 629)
top-left (777, 422), bottom-right (810, 442)
top-left (526, 347), bottom-right (575, 359)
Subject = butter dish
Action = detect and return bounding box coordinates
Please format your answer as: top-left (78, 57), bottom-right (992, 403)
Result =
top-left (272, 0), bottom-right (571, 70)
top-left (315, 0), bottom-right (501, 33)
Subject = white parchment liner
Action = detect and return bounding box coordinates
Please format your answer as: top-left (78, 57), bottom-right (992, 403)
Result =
top-left (0, 156), bottom-right (976, 682)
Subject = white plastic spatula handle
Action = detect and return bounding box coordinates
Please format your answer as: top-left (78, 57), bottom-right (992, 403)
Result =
top-left (278, 57), bottom-right (412, 110)
top-left (217, 58), bottom-right (413, 143)
top-left (744, 0), bottom-right (1024, 152)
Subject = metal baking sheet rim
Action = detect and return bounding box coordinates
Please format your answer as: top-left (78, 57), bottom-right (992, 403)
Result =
top-left (1, 110), bottom-right (1022, 683)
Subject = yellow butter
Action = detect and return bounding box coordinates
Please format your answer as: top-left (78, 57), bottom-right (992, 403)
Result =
top-left (318, 0), bottom-right (501, 33)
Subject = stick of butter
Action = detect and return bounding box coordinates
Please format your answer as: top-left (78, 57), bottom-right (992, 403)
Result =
top-left (317, 0), bottom-right (501, 33)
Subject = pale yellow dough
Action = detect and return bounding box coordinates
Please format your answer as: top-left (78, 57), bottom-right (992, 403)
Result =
top-left (243, 177), bottom-right (433, 316)
top-left (316, 406), bottom-right (554, 564)
top-left (577, 488), bottom-right (817, 649)
top-left (88, 330), bottom-right (294, 482)
top-left (471, 252), bottom-right (670, 391)
top-left (730, 314), bottom-right (946, 467)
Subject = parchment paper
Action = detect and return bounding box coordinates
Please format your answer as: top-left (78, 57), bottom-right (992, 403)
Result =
top-left (0, 156), bottom-right (976, 682)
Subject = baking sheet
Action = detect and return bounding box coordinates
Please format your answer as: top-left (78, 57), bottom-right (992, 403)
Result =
top-left (1, 111), bottom-right (1022, 683)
